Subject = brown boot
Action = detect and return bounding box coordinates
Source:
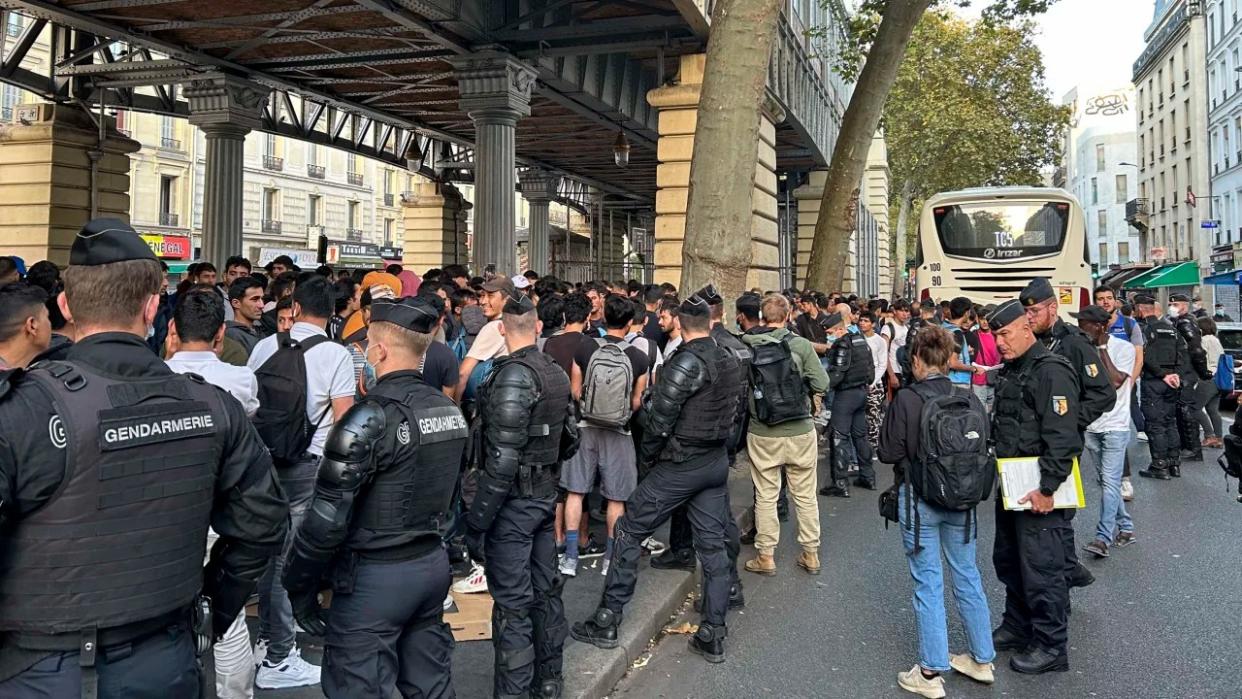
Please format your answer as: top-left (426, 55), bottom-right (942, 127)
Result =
top-left (743, 553), bottom-right (776, 576)
top-left (797, 551), bottom-right (821, 575)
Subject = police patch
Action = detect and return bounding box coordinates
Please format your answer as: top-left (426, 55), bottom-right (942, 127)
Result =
top-left (1085, 364), bottom-right (1099, 378)
top-left (1052, 396), bottom-right (1069, 416)
top-left (397, 420), bottom-right (411, 445)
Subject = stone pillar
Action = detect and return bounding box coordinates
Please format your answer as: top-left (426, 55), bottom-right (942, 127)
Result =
top-left (793, 170), bottom-right (828, 289)
top-left (864, 132), bottom-right (892, 295)
top-left (646, 54), bottom-right (783, 290)
top-left (402, 180), bottom-right (470, 271)
top-left (518, 169), bottom-right (560, 277)
top-left (0, 103), bottom-right (139, 265)
top-left (184, 75), bottom-right (267, 266)
top-left (450, 52), bottom-right (536, 275)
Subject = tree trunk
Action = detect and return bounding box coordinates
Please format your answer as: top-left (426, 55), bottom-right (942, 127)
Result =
top-left (805, 0), bottom-right (932, 292)
top-left (892, 179), bottom-right (914, 298)
top-left (679, 0), bottom-right (783, 305)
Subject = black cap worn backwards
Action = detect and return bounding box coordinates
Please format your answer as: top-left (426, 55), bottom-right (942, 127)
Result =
top-left (370, 296), bottom-right (440, 333)
top-left (679, 293), bottom-right (711, 318)
top-left (695, 284), bottom-right (723, 306)
top-left (985, 299), bottom-right (1026, 330)
top-left (1019, 277), bottom-right (1055, 307)
top-left (1069, 304), bottom-right (1110, 324)
top-left (69, 218), bottom-right (156, 266)
top-left (1169, 293), bottom-right (1191, 303)
top-left (1133, 293), bottom-right (1156, 305)
top-left (503, 292), bottom-right (536, 316)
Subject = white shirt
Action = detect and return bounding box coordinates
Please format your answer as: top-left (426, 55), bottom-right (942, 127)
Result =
top-left (247, 321), bottom-right (355, 456)
top-left (166, 350), bottom-right (260, 418)
top-left (1202, 334), bottom-right (1224, 377)
top-left (625, 331), bottom-right (662, 376)
top-left (882, 320), bottom-right (909, 375)
top-left (1087, 336), bottom-right (1136, 434)
top-left (865, 332), bottom-right (888, 387)
top-left (466, 320), bottom-right (509, 361)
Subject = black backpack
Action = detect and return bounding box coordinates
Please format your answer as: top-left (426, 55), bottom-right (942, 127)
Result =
top-left (749, 335), bottom-right (810, 425)
top-left (254, 332), bottom-right (331, 467)
top-left (903, 382), bottom-right (993, 550)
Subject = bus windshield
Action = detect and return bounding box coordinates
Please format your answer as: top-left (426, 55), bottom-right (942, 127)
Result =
top-left (933, 201), bottom-right (1069, 260)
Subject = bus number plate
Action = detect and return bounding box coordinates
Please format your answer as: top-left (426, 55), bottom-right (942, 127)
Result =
top-left (929, 263), bottom-right (941, 272)
top-left (932, 276), bottom-right (942, 286)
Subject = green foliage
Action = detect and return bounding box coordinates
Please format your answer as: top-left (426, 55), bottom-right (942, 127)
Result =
top-left (884, 11), bottom-right (1071, 247)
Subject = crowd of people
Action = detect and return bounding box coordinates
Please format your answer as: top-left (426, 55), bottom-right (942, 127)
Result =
top-left (0, 218), bottom-right (1238, 699)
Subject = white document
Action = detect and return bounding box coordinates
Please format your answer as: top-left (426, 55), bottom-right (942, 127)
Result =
top-left (996, 456), bottom-right (1085, 511)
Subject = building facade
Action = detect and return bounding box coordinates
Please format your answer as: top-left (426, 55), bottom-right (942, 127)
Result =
top-left (1132, 0), bottom-right (1211, 266)
top-left (1207, 0), bottom-right (1242, 247)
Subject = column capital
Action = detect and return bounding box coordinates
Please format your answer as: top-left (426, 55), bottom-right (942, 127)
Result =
top-left (518, 169), bottom-right (561, 203)
top-left (449, 52), bottom-right (537, 122)
top-left (184, 74), bottom-right (268, 131)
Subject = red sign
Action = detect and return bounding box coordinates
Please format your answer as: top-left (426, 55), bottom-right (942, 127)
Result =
top-left (142, 234), bottom-right (192, 259)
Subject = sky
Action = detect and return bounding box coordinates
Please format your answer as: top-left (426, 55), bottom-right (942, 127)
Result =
top-left (955, 0), bottom-right (1152, 101)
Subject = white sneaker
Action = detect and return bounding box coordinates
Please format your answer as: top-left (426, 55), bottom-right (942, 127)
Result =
top-left (896, 665), bottom-right (945, 698)
top-left (1137, 431), bottom-right (1149, 442)
top-left (255, 647), bottom-right (321, 690)
top-left (252, 638), bottom-right (268, 667)
top-left (452, 562), bottom-right (488, 594)
top-left (601, 558), bottom-right (611, 577)
top-left (558, 554), bottom-right (578, 577)
top-left (443, 592), bottom-right (455, 612)
top-left (640, 537), bottom-right (667, 556)
top-left (1121, 477), bottom-right (1134, 501)
top-left (949, 653), bottom-right (995, 684)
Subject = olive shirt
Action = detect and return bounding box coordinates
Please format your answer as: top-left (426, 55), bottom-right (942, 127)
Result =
top-left (740, 326), bottom-right (830, 438)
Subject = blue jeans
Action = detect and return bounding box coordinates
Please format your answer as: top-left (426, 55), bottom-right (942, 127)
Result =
top-left (258, 454), bottom-right (319, 663)
top-left (1084, 430), bottom-right (1133, 544)
top-left (898, 489), bottom-right (995, 672)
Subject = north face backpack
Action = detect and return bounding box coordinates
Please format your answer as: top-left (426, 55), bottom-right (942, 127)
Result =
top-left (580, 339), bottom-right (634, 428)
top-left (254, 333), bottom-right (331, 467)
top-left (749, 335), bottom-right (810, 425)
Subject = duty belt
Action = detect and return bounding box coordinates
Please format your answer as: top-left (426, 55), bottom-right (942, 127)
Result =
top-left (517, 463), bottom-right (558, 499)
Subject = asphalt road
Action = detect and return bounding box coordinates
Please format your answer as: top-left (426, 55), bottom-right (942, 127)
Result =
top-left (608, 438), bottom-right (1242, 699)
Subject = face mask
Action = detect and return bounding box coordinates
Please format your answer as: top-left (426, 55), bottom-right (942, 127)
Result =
top-left (1169, 305), bottom-right (1184, 317)
top-left (362, 344), bottom-right (380, 386)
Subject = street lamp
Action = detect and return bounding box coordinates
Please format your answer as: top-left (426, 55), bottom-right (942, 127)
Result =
top-left (613, 130), bottom-right (631, 168)
top-left (404, 139), bottom-right (425, 173)
top-left (1118, 161), bottom-right (1139, 167)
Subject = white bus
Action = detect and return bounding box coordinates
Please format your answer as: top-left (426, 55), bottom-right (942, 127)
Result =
top-left (915, 187), bottom-right (1092, 320)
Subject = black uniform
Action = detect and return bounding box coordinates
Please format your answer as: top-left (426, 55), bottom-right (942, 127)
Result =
top-left (283, 364), bottom-right (468, 698)
top-left (1138, 315), bottom-right (1191, 478)
top-left (572, 334), bottom-right (746, 662)
top-left (991, 340), bottom-right (1081, 667)
top-left (825, 331), bottom-right (875, 493)
top-left (466, 343), bottom-right (576, 699)
top-left (1172, 312), bottom-right (1210, 460)
top-left (0, 334), bottom-right (289, 698)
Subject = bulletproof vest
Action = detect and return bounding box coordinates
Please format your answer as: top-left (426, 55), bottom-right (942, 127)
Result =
top-left (710, 324), bottom-right (751, 440)
top-left (1142, 318), bottom-right (1182, 374)
top-left (493, 348), bottom-right (571, 469)
top-left (0, 362), bottom-right (224, 635)
top-left (833, 333), bottom-right (874, 389)
top-left (669, 340), bottom-right (741, 451)
top-left (992, 352), bottom-right (1073, 459)
top-left (349, 377), bottom-right (468, 550)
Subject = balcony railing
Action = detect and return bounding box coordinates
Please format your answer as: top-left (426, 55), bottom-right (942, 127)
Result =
top-left (160, 137), bottom-right (182, 151)
top-left (262, 155), bottom-right (284, 171)
top-left (308, 164), bottom-right (326, 179)
top-left (159, 211), bottom-right (179, 227)
top-left (1126, 198), bottom-right (1151, 233)
top-left (400, 190), bottom-right (416, 204)
top-left (347, 172), bottom-right (364, 186)
top-left (346, 228), bottom-right (363, 242)
top-left (383, 193), bottom-right (394, 207)
top-left (262, 219), bottom-right (282, 234)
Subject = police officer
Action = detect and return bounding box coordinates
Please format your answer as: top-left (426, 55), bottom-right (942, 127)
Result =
top-left (571, 293), bottom-right (747, 664)
top-left (820, 311), bottom-right (876, 497)
top-left (987, 299), bottom-right (1082, 674)
top-left (1020, 277), bottom-right (1115, 590)
top-left (1134, 294), bottom-right (1191, 479)
top-left (1168, 293), bottom-right (1211, 462)
top-left (282, 296), bottom-right (466, 698)
top-left (464, 292), bottom-right (577, 699)
top-left (0, 219), bottom-right (289, 697)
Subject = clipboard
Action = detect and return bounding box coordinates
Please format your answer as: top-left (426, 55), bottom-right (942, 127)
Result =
top-left (996, 457), bottom-right (1085, 511)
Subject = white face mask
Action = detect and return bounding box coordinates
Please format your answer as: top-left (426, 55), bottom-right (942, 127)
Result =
top-left (1169, 305), bottom-right (1185, 317)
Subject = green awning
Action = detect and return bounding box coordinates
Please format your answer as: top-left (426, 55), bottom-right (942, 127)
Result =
top-left (1123, 261), bottom-right (1198, 289)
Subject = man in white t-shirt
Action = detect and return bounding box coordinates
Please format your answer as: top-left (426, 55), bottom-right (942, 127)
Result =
top-left (858, 311), bottom-right (889, 457)
top-left (1074, 305), bottom-right (1137, 559)
top-left (246, 276), bottom-right (355, 690)
top-left (882, 299), bottom-right (911, 389)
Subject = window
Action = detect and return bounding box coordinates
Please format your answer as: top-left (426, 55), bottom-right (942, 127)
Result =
top-left (160, 116), bottom-right (177, 149)
top-left (1118, 242), bottom-right (1130, 264)
top-left (1099, 242), bottom-right (1108, 265)
top-left (307, 195), bottom-right (321, 226)
top-left (265, 134), bottom-right (277, 157)
top-left (347, 155), bottom-right (359, 175)
top-left (383, 170), bottom-right (394, 195)
top-left (0, 84), bottom-right (20, 121)
top-left (4, 13), bottom-right (22, 37)
top-left (1227, 125), bottom-right (1233, 163)
top-left (1116, 174), bottom-right (1127, 204)
top-left (383, 218), bottom-right (394, 246)
top-left (1095, 144), bottom-right (1105, 172)
top-left (307, 143), bottom-right (319, 166)
top-left (1098, 209), bottom-right (1107, 236)
top-left (262, 189), bottom-right (280, 222)
top-left (1091, 177), bottom-right (1099, 205)
top-left (348, 201), bottom-right (359, 229)
top-left (159, 175), bottom-right (176, 226)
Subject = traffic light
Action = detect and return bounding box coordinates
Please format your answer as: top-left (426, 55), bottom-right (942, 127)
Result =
top-left (1090, 263), bottom-right (1100, 279)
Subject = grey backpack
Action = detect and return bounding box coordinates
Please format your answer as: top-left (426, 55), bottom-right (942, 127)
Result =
top-left (581, 339), bottom-right (634, 428)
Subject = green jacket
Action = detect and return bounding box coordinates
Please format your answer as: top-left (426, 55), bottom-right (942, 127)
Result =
top-left (740, 326), bottom-right (830, 438)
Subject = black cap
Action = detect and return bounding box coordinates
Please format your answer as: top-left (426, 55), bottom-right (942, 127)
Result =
top-left (985, 299), bottom-right (1026, 329)
top-left (69, 218), bottom-right (156, 267)
top-left (695, 284), bottom-right (723, 306)
top-left (822, 312), bottom-right (844, 329)
top-left (1019, 278), bottom-right (1055, 307)
top-left (1169, 293), bottom-right (1191, 303)
top-left (370, 296), bottom-right (440, 333)
top-left (919, 299), bottom-right (937, 310)
top-left (679, 293), bottom-right (711, 318)
top-left (502, 293), bottom-right (536, 316)
top-left (1133, 293), bottom-right (1156, 305)
top-left (1070, 304), bottom-right (1110, 324)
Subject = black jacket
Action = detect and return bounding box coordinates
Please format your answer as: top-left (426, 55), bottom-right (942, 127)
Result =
top-left (1038, 319), bottom-right (1116, 431)
top-left (992, 342), bottom-right (1083, 493)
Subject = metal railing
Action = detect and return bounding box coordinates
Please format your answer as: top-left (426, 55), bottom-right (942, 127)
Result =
top-left (262, 155), bottom-right (284, 171)
top-left (308, 164), bottom-right (326, 179)
top-left (160, 137), bottom-right (182, 151)
top-left (346, 228), bottom-right (363, 242)
top-left (347, 172), bottom-right (364, 186)
top-left (262, 219), bottom-right (282, 234)
top-left (1125, 198), bottom-right (1151, 232)
top-left (159, 211), bottom-right (179, 227)
top-left (383, 193), bottom-right (394, 207)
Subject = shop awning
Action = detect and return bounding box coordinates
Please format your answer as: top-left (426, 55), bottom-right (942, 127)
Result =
top-left (1123, 261), bottom-right (1199, 288)
top-left (1203, 270), bottom-right (1242, 285)
top-left (1098, 265), bottom-right (1154, 289)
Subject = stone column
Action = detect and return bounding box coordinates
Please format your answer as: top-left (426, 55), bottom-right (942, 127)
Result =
top-left (402, 180), bottom-right (470, 270)
top-left (450, 52), bottom-right (536, 275)
top-left (0, 103), bottom-right (139, 265)
top-left (184, 75), bottom-right (267, 266)
top-left (518, 169), bottom-right (561, 277)
top-left (793, 170), bottom-right (829, 289)
top-left (646, 54), bottom-right (783, 290)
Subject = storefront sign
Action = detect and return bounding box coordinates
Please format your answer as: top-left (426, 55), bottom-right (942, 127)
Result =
top-left (325, 240), bottom-right (383, 268)
top-left (257, 247), bottom-right (318, 269)
top-left (141, 234), bottom-right (191, 259)
top-left (380, 246), bottom-right (404, 260)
